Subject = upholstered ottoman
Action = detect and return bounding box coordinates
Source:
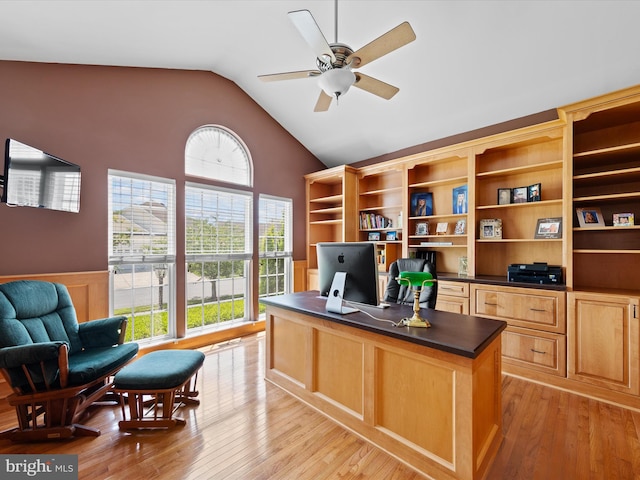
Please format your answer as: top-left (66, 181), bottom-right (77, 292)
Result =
top-left (113, 350), bottom-right (205, 430)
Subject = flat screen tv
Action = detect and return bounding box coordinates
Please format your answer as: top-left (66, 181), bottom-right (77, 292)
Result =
top-left (317, 241), bottom-right (380, 308)
top-left (1, 139), bottom-right (81, 213)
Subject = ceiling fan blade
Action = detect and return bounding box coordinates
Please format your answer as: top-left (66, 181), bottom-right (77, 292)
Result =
top-left (314, 90), bottom-right (333, 112)
top-left (258, 70), bottom-right (321, 82)
top-left (347, 21), bottom-right (416, 68)
top-left (353, 73), bottom-right (399, 100)
top-left (288, 10), bottom-right (336, 64)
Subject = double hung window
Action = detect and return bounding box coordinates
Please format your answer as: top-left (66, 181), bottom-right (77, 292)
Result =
top-left (108, 171), bottom-right (176, 343)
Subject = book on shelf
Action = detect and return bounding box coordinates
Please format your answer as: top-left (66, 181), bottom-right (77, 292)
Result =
top-left (360, 212), bottom-right (392, 229)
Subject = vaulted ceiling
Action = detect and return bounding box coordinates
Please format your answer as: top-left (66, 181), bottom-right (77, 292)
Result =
top-left (1, 1), bottom-right (639, 167)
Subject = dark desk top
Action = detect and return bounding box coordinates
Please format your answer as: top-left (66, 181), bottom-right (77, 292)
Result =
top-left (260, 291), bottom-right (506, 359)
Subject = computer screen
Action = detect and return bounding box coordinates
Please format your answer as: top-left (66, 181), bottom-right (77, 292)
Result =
top-left (317, 242), bottom-right (380, 307)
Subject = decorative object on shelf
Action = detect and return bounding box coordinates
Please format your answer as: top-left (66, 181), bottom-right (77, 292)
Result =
top-left (498, 188), bottom-right (512, 205)
top-left (436, 222), bottom-right (449, 235)
top-left (368, 232), bottom-right (381, 241)
top-left (410, 192), bottom-right (433, 217)
top-left (528, 183), bottom-right (541, 202)
top-left (534, 217), bottom-right (562, 239)
top-left (512, 187), bottom-right (528, 203)
top-left (454, 219), bottom-right (466, 235)
top-left (479, 219), bottom-right (503, 239)
top-left (576, 207), bottom-right (605, 227)
top-left (458, 256), bottom-right (468, 277)
top-left (396, 271), bottom-right (437, 328)
top-left (613, 213), bottom-right (635, 226)
top-left (452, 184), bottom-right (468, 214)
top-left (386, 231), bottom-right (397, 241)
top-left (415, 222), bottom-right (428, 235)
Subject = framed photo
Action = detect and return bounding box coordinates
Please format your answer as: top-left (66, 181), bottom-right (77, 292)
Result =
top-left (576, 207), bottom-right (605, 227)
top-left (436, 222), bottom-right (449, 235)
top-left (368, 232), bottom-right (381, 241)
top-left (613, 213), bottom-right (635, 227)
top-left (528, 183), bottom-right (541, 202)
top-left (497, 188), bottom-right (512, 205)
top-left (385, 231), bottom-right (397, 241)
top-left (454, 219), bottom-right (466, 235)
top-left (534, 217), bottom-right (562, 239)
top-left (411, 192), bottom-right (433, 217)
top-left (479, 219), bottom-right (503, 239)
top-left (452, 184), bottom-right (468, 214)
top-left (512, 187), bottom-right (528, 203)
top-left (415, 222), bottom-right (428, 235)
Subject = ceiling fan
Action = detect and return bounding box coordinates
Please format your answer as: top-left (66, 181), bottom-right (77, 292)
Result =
top-left (258, 1), bottom-right (416, 112)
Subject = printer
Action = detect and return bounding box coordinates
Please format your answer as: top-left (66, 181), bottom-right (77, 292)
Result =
top-left (507, 262), bottom-right (563, 285)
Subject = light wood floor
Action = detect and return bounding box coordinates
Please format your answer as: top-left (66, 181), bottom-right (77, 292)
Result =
top-left (1, 332), bottom-right (640, 479)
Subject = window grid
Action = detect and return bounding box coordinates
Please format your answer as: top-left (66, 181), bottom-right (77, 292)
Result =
top-left (258, 195), bottom-right (293, 310)
top-left (185, 184), bottom-right (252, 333)
top-left (108, 171), bottom-right (176, 344)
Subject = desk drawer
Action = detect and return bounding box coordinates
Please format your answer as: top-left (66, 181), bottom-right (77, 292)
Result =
top-left (471, 284), bottom-right (565, 334)
top-left (438, 280), bottom-right (469, 298)
top-left (436, 295), bottom-right (469, 315)
top-left (502, 326), bottom-right (566, 377)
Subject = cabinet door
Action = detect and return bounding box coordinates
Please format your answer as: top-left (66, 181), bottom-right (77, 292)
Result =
top-left (568, 292), bottom-right (640, 395)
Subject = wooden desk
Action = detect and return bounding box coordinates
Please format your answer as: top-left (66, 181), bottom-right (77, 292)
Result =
top-left (261, 291), bottom-right (506, 480)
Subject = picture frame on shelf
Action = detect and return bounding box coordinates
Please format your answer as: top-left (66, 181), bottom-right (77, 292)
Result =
top-left (497, 188), bottom-right (512, 205)
top-left (534, 217), bottom-right (562, 239)
top-left (415, 222), bottom-right (428, 235)
top-left (479, 219), bottom-right (503, 239)
top-left (528, 183), bottom-right (541, 202)
top-left (512, 187), bottom-right (528, 203)
top-left (454, 219), bottom-right (466, 235)
top-left (385, 231), bottom-right (397, 241)
top-left (576, 207), bottom-right (605, 227)
top-left (368, 232), bottom-right (381, 241)
top-left (452, 184), bottom-right (468, 214)
top-left (436, 222), bottom-right (449, 235)
top-left (411, 192), bottom-right (433, 217)
top-left (613, 213), bottom-right (634, 227)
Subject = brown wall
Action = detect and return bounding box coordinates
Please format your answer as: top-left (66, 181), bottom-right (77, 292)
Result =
top-left (0, 61), bottom-right (325, 277)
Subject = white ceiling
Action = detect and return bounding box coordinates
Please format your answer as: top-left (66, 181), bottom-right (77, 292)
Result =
top-left (1, 1), bottom-right (639, 167)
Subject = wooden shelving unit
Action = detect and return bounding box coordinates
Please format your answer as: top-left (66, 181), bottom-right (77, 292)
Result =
top-left (406, 149), bottom-right (471, 274)
top-left (305, 165), bottom-right (358, 289)
top-left (473, 123), bottom-right (565, 277)
top-left (563, 90), bottom-right (640, 291)
top-left (357, 163), bottom-right (404, 272)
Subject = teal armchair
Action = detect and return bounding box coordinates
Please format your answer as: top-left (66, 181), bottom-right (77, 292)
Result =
top-left (0, 280), bottom-right (138, 441)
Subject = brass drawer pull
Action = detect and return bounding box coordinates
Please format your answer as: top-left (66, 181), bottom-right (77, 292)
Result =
top-left (530, 349), bottom-right (546, 354)
top-left (484, 302), bottom-right (497, 306)
top-left (529, 308), bottom-right (547, 312)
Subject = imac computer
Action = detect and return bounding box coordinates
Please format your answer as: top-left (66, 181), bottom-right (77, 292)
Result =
top-left (316, 242), bottom-right (381, 313)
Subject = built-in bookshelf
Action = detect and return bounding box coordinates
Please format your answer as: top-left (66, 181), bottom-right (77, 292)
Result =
top-left (406, 149), bottom-right (470, 274)
top-left (474, 123), bottom-right (565, 277)
top-left (357, 163), bottom-right (404, 271)
top-left (563, 90), bottom-right (640, 292)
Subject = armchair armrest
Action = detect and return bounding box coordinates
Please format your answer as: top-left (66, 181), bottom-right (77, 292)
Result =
top-left (0, 342), bottom-right (68, 392)
top-left (78, 316), bottom-right (128, 347)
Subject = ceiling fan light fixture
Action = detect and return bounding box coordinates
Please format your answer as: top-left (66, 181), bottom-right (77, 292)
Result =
top-left (317, 68), bottom-right (356, 100)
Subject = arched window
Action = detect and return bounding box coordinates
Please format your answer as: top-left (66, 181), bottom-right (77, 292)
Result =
top-left (185, 125), bottom-right (253, 187)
